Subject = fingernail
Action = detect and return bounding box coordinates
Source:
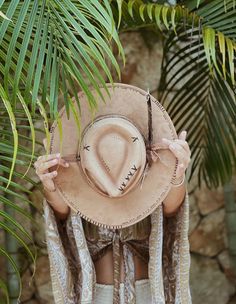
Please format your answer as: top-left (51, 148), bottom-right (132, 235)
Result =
top-left (65, 163), bottom-right (69, 167)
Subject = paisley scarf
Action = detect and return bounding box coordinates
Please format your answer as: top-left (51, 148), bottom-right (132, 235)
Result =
top-left (42, 189), bottom-right (192, 304)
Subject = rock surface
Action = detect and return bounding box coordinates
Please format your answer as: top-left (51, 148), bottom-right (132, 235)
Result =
top-left (189, 194), bottom-right (201, 234)
top-left (112, 31), bottom-right (163, 93)
top-left (190, 254), bottom-right (235, 304)
top-left (189, 208), bottom-right (226, 257)
top-left (195, 185), bottom-right (225, 215)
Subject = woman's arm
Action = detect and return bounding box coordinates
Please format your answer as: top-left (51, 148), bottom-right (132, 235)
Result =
top-left (161, 129), bottom-right (191, 217)
top-left (162, 181), bottom-right (186, 217)
top-left (34, 138), bottom-right (70, 221)
top-left (43, 187), bottom-right (70, 221)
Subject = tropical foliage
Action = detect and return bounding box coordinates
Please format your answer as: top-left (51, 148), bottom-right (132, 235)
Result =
top-left (112, 0), bottom-right (236, 187)
top-left (0, 0), bottom-right (235, 301)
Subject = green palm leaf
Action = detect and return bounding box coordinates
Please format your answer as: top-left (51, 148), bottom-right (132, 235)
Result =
top-left (158, 28), bottom-right (236, 187)
top-left (0, 247), bottom-right (22, 302)
top-left (0, 278), bottom-right (9, 304)
top-left (113, 0), bottom-right (236, 85)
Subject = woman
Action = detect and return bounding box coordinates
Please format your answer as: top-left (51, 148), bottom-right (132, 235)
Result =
top-left (34, 84), bottom-right (192, 303)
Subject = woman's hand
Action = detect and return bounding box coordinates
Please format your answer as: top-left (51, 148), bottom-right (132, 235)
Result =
top-left (34, 138), bottom-right (69, 191)
top-left (162, 130), bottom-right (191, 217)
top-left (34, 138), bottom-right (70, 220)
top-left (162, 130), bottom-right (191, 180)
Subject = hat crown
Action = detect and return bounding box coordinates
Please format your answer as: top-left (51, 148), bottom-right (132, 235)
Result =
top-left (79, 116), bottom-right (147, 198)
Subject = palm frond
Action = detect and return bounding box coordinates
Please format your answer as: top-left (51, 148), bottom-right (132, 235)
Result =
top-left (0, 0), bottom-right (125, 187)
top-left (113, 0), bottom-right (236, 85)
top-left (0, 278), bottom-right (9, 304)
top-left (0, 247), bottom-right (22, 302)
top-left (0, 1), bottom-right (124, 114)
top-left (0, 108), bottom-right (43, 301)
top-left (158, 28), bottom-right (236, 187)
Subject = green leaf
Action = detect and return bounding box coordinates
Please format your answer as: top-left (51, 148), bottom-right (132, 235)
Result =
top-left (0, 278), bottom-right (9, 304)
top-left (0, 221), bottom-right (36, 265)
top-left (24, 2), bottom-right (46, 104)
top-left (225, 37), bottom-right (235, 85)
top-left (139, 4), bottom-right (146, 21)
top-left (0, 247), bottom-right (22, 302)
top-left (171, 7), bottom-right (177, 34)
top-left (0, 195), bottom-right (35, 222)
top-left (0, 10), bottom-right (11, 21)
top-left (147, 3), bottom-right (154, 20)
top-left (155, 4), bottom-right (163, 30)
top-left (218, 31), bottom-right (226, 78)
top-left (0, 84), bottom-right (18, 189)
top-left (3, 0), bottom-right (31, 104)
top-left (0, 210), bottom-right (33, 244)
top-left (162, 6), bottom-right (170, 30)
top-left (116, 0), bottom-right (123, 27)
top-left (159, 28), bottom-right (236, 187)
top-left (128, 0), bottom-right (136, 18)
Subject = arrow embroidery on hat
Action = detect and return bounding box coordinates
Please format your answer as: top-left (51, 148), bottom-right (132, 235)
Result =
top-left (118, 164), bottom-right (139, 193)
top-left (132, 136), bottom-right (139, 142)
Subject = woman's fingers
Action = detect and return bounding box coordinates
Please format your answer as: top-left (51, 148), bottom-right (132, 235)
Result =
top-left (162, 130), bottom-right (191, 178)
top-left (34, 153), bottom-right (69, 175)
top-left (40, 170), bottom-right (58, 181)
top-left (174, 139), bottom-right (191, 154)
top-left (162, 138), bottom-right (190, 155)
top-left (36, 153), bottom-right (60, 164)
top-left (36, 157), bottom-right (69, 175)
top-left (169, 142), bottom-right (186, 158)
top-left (178, 130), bottom-right (187, 141)
top-left (169, 144), bottom-right (190, 167)
top-left (34, 153), bottom-right (60, 171)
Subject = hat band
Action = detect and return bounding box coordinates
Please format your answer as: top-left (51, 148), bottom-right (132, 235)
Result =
top-left (60, 90), bottom-right (171, 169)
top-left (60, 141), bottom-right (170, 166)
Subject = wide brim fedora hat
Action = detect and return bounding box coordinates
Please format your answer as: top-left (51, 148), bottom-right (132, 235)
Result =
top-left (48, 83), bottom-right (178, 228)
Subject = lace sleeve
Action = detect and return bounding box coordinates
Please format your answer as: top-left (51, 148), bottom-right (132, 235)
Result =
top-left (42, 197), bottom-right (96, 304)
top-left (42, 198), bottom-right (77, 304)
top-left (162, 190), bottom-right (192, 303)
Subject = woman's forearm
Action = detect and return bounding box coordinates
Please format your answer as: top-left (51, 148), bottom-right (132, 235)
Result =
top-left (162, 182), bottom-right (186, 217)
top-left (43, 188), bottom-right (70, 220)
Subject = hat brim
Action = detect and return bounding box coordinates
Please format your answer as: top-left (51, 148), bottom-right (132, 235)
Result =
top-left (49, 83), bottom-right (178, 228)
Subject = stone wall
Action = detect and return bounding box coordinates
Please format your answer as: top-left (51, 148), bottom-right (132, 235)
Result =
top-left (1, 31), bottom-right (235, 304)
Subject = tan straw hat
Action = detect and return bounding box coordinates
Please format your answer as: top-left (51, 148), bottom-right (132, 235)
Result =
top-left (48, 83), bottom-right (178, 228)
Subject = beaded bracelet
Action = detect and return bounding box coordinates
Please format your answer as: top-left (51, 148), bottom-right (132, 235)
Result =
top-left (171, 174), bottom-right (185, 187)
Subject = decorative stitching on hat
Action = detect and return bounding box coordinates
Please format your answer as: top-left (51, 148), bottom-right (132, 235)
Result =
top-left (118, 165), bottom-right (137, 193)
top-left (132, 137), bottom-right (139, 142)
top-left (83, 145), bottom-right (90, 151)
